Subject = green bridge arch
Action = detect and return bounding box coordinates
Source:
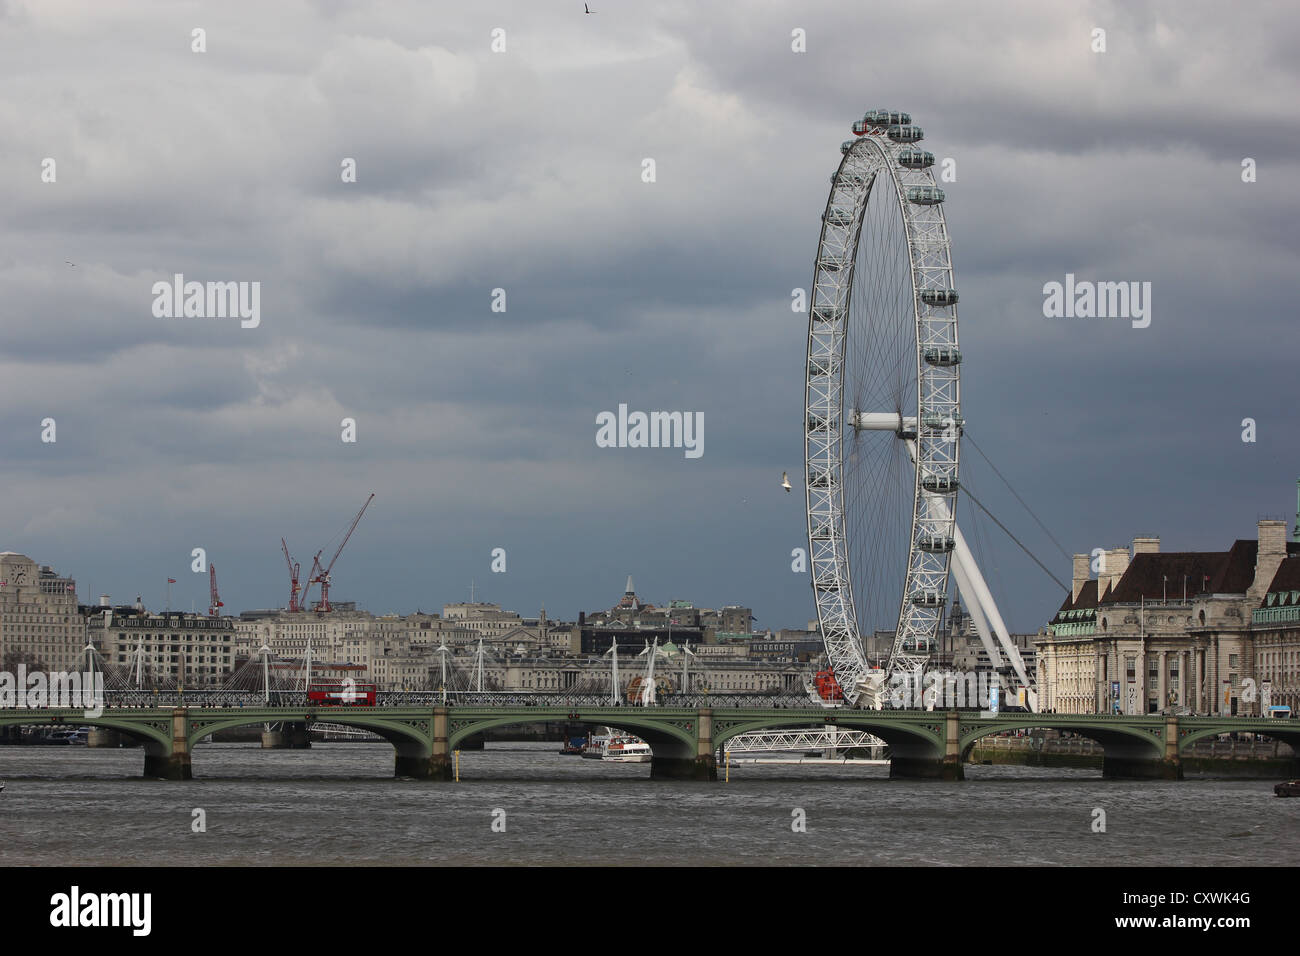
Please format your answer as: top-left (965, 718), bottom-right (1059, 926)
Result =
top-left (0, 709), bottom-right (173, 750)
top-left (957, 717), bottom-right (1167, 762)
top-left (2, 705), bottom-right (1295, 781)
top-left (446, 709), bottom-right (698, 755)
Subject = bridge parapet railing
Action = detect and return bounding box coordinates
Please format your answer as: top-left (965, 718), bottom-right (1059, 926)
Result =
top-left (86, 691), bottom-right (822, 710)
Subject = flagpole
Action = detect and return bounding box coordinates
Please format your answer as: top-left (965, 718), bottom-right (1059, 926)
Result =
top-left (166, 578), bottom-right (171, 612)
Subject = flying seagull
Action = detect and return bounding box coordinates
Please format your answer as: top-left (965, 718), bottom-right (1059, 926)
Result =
top-left (781, 471), bottom-right (792, 493)
top-left (65, 260), bottom-right (76, 267)
top-left (585, 3), bottom-right (594, 12)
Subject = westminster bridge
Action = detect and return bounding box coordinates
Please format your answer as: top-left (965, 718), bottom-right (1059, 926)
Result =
top-left (2, 692), bottom-right (1297, 781)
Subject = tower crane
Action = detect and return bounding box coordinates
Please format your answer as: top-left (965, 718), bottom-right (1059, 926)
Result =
top-left (304, 493), bottom-right (374, 613)
top-left (208, 564), bottom-right (224, 617)
top-left (281, 538), bottom-right (301, 612)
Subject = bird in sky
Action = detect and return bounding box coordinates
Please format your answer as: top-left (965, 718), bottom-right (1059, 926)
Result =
top-left (585, 3), bottom-right (594, 12)
top-left (65, 260), bottom-right (76, 267)
top-left (781, 471), bottom-right (792, 493)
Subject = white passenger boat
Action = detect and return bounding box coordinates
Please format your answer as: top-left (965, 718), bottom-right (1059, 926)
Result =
top-left (601, 735), bottom-right (651, 763)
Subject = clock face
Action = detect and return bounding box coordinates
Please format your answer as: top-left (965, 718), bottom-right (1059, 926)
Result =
top-left (11, 568), bottom-right (26, 584)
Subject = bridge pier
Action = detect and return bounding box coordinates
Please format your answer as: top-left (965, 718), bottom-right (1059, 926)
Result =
top-left (649, 709), bottom-right (718, 780)
top-left (395, 752), bottom-right (454, 780)
top-left (889, 711), bottom-right (964, 780)
top-left (143, 709), bottom-right (192, 780)
top-left (394, 707), bottom-right (453, 780)
top-left (890, 755), bottom-right (965, 780)
top-left (262, 722), bottom-right (311, 749)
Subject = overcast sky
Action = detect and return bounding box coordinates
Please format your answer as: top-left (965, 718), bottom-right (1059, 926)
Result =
top-left (1, 0), bottom-right (1297, 634)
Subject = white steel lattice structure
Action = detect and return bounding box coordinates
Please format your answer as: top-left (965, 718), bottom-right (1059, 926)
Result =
top-left (804, 110), bottom-right (962, 706)
top-left (723, 728), bottom-right (887, 755)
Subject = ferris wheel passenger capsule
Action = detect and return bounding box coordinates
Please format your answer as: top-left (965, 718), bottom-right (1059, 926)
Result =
top-left (910, 591), bottom-right (947, 607)
top-left (887, 125), bottom-right (924, 143)
top-left (923, 347), bottom-right (962, 366)
top-left (864, 110), bottom-right (911, 127)
top-left (808, 469), bottom-right (834, 489)
top-left (906, 185), bottom-right (945, 205)
top-left (823, 207), bottom-right (853, 227)
top-left (897, 149), bottom-right (935, 169)
top-left (921, 412), bottom-right (964, 430)
top-left (841, 140), bottom-right (856, 155)
top-left (921, 475), bottom-right (959, 494)
top-left (917, 536), bottom-right (956, 553)
top-left (807, 355), bottom-right (839, 376)
top-left (851, 120), bottom-right (870, 135)
top-left (920, 289), bottom-right (959, 307)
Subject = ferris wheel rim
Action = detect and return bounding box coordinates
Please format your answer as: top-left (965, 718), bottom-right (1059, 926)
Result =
top-left (803, 114), bottom-right (962, 706)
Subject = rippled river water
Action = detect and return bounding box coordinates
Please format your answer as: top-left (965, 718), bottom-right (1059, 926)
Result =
top-left (1, 743), bottom-right (1297, 866)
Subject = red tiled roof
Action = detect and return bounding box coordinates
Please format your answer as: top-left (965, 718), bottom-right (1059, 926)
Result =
top-left (1104, 552), bottom-right (1231, 603)
top-left (1051, 538), bottom-right (1300, 621)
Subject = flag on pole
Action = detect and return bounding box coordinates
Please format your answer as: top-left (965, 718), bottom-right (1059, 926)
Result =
top-left (167, 578), bottom-right (177, 584)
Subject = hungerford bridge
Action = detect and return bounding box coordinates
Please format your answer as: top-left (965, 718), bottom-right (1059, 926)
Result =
top-left (2, 692), bottom-right (1296, 782)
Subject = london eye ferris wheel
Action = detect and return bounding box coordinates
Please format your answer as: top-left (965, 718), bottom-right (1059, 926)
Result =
top-left (804, 109), bottom-right (1005, 707)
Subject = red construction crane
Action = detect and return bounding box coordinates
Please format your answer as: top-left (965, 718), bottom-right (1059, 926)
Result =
top-left (307, 493), bottom-right (374, 613)
top-left (281, 538), bottom-right (301, 612)
top-left (208, 564), bottom-right (224, 617)
top-left (299, 550), bottom-right (323, 611)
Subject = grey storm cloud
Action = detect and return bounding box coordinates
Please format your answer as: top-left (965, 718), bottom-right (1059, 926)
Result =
top-left (0, 0), bottom-right (1297, 633)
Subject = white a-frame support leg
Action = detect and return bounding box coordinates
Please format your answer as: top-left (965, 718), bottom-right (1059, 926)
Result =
top-left (917, 462), bottom-right (1038, 711)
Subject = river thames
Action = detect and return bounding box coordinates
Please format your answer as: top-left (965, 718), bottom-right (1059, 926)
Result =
top-left (2, 743), bottom-right (1297, 866)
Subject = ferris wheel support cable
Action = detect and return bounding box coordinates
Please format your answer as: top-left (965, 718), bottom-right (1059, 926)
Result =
top-left (964, 430), bottom-right (1072, 562)
top-left (960, 484), bottom-right (1069, 592)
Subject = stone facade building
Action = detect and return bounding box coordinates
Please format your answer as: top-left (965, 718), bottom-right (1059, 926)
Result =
top-left (0, 552), bottom-right (82, 673)
top-left (1036, 520), bottom-right (1300, 716)
top-left (91, 604), bottom-right (238, 688)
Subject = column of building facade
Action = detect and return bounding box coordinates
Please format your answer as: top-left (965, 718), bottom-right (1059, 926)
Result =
top-left (1157, 649), bottom-right (1167, 711)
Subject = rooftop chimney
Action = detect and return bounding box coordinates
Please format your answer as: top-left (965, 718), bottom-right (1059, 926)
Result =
top-left (1103, 546), bottom-right (1131, 595)
top-left (1132, 536), bottom-right (1160, 555)
top-left (1250, 519), bottom-right (1287, 600)
top-left (1072, 553), bottom-right (1090, 602)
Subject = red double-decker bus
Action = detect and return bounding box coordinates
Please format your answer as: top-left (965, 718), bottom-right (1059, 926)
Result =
top-left (306, 681), bottom-right (377, 706)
